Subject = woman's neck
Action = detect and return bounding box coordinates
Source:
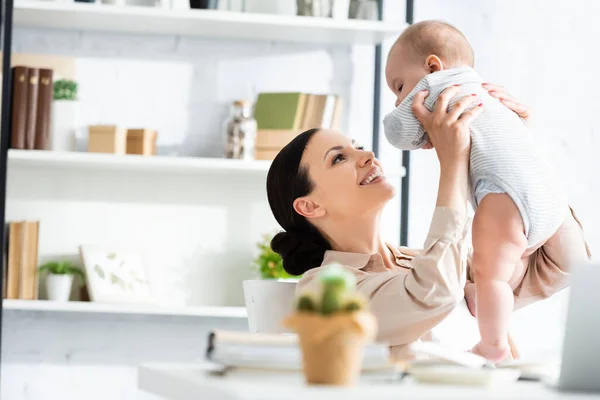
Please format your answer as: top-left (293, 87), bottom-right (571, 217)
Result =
top-left (320, 213), bottom-right (394, 266)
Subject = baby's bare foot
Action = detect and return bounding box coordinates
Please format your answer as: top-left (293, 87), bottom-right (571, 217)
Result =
top-left (471, 341), bottom-right (511, 363)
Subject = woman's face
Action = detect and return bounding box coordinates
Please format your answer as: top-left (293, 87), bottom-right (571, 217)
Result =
top-left (297, 129), bottom-right (396, 221)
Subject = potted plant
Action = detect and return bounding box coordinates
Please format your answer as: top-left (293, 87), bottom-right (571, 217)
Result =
top-left (39, 260), bottom-right (85, 302)
top-left (284, 264), bottom-right (377, 386)
top-left (242, 233), bottom-right (301, 333)
top-left (50, 79), bottom-right (79, 152)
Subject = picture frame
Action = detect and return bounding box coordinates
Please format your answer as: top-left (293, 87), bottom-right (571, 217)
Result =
top-left (79, 244), bottom-right (154, 305)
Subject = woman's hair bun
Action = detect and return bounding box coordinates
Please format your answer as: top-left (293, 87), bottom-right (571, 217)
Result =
top-left (270, 230), bottom-right (329, 276)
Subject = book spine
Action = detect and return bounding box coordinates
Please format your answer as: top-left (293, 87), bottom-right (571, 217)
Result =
top-left (24, 68), bottom-right (40, 150)
top-left (10, 66), bottom-right (29, 149)
top-left (6, 222), bottom-right (24, 299)
top-left (19, 221), bottom-right (40, 300)
top-left (34, 69), bottom-right (54, 150)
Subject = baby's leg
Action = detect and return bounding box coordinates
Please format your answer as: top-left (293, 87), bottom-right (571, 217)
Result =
top-left (472, 193), bottom-right (527, 362)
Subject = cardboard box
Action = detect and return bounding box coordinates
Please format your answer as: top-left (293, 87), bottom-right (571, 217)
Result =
top-left (88, 125), bottom-right (127, 154)
top-left (256, 129), bottom-right (300, 148)
top-left (255, 148), bottom-right (281, 161)
top-left (126, 128), bottom-right (157, 156)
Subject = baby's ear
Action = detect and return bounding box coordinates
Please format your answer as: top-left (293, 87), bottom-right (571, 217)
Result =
top-left (425, 55), bottom-right (443, 73)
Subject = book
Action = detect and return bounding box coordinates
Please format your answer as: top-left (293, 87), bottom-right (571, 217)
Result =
top-left (24, 68), bottom-right (39, 150)
top-left (34, 68), bottom-right (54, 150)
top-left (205, 330), bottom-right (393, 372)
top-left (6, 221), bottom-right (25, 299)
top-left (19, 221), bottom-right (40, 300)
top-left (254, 92), bottom-right (307, 130)
top-left (10, 66), bottom-right (29, 149)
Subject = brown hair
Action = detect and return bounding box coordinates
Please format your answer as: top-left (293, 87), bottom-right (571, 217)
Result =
top-left (393, 20), bottom-right (474, 68)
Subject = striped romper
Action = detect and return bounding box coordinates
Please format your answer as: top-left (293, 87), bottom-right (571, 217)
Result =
top-left (383, 66), bottom-right (567, 248)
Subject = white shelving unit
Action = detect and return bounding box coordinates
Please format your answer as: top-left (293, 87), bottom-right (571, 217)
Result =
top-left (4, 299), bottom-right (247, 318)
top-left (8, 149), bottom-right (272, 176)
top-left (13, 1), bottom-right (404, 44)
top-left (7, 149), bottom-right (407, 177)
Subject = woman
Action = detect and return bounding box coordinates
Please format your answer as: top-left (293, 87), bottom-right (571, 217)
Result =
top-left (266, 84), bottom-right (590, 360)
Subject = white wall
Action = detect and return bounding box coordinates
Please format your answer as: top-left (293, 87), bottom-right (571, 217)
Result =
top-left (404, 0), bottom-right (600, 359)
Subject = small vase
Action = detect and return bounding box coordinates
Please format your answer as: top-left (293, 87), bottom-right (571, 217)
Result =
top-left (348, 0), bottom-right (378, 20)
top-left (284, 311), bottom-right (377, 386)
top-left (46, 274), bottom-right (74, 302)
top-left (50, 100), bottom-right (79, 152)
top-left (296, 0), bottom-right (333, 17)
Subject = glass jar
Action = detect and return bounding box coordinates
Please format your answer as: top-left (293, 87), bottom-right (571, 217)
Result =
top-left (348, 0), bottom-right (378, 20)
top-left (223, 100), bottom-right (257, 160)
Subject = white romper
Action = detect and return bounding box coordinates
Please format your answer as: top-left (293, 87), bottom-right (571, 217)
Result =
top-left (383, 66), bottom-right (567, 247)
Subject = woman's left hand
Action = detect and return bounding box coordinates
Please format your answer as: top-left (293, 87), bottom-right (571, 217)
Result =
top-left (420, 83), bottom-right (530, 150)
top-left (481, 82), bottom-right (531, 123)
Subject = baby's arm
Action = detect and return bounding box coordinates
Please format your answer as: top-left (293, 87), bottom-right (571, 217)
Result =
top-left (383, 85), bottom-right (432, 150)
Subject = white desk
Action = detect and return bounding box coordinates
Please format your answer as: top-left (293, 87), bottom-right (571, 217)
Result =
top-left (138, 364), bottom-right (600, 400)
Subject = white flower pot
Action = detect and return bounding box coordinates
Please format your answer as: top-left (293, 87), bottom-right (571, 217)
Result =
top-left (50, 100), bottom-right (79, 152)
top-left (243, 279), bottom-right (297, 333)
top-left (46, 274), bottom-right (74, 302)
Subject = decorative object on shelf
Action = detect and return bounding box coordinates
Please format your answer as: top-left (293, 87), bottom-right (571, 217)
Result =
top-left (39, 261), bottom-right (85, 302)
top-left (126, 128), bottom-right (157, 156)
top-left (5, 221), bottom-right (40, 300)
top-left (9, 66), bottom-right (53, 151)
top-left (284, 264), bottom-right (377, 386)
top-left (79, 245), bottom-right (153, 304)
top-left (296, 0), bottom-right (333, 17)
top-left (252, 233), bottom-right (292, 280)
top-left (223, 99), bottom-right (257, 160)
top-left (242, 233), bottom-right (300, 333)
top-left (253, 92), bottom-right (343, 160)
top-left (348, 0), bottom-right (378, 20)
top-left (50, 79), bottom-right (79, 152)
top-left (189, 0), bottom-right (218, 9)
top-left (331, 0), bottom-right (350, 20)
top-left (87, 125), bottom-right (127, 154)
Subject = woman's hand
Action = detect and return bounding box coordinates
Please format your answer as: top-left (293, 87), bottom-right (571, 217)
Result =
top-left (412, 86), bottom-right (482, 168)
top-left (481, 83), bottom-right (531, 122)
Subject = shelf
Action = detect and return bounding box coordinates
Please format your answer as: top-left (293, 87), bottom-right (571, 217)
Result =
top-left (13, 1), bottom-right (405, 45)
top-left (8, 150), bottom-right (406, 178)
top-left (3, 299), bottom-right (248, 318)
top-left (8, 149), bottom-right (272, 177)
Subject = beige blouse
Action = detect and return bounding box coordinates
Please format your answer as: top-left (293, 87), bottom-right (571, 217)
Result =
top-left (296, 206), bottom-right (591, 360)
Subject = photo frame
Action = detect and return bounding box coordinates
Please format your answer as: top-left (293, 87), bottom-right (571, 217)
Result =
top-left (79, 244), bottom-right (153, 305)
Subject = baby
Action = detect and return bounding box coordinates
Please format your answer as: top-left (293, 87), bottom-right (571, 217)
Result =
top-left (383, 21), bottom-right (573, 362)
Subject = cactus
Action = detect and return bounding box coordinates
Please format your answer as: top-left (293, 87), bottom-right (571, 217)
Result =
top-left (297, 294), bottom-right (317, 312)
top-left (294, 264), bottom-right (366, 315)
top-left (320, 264), bottom-right (355, 315)
top-left (343, 295), bottom-right (365, 313)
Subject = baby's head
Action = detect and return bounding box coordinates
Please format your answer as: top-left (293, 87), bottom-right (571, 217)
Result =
top-left (386, 20), bottom-right (474, 107)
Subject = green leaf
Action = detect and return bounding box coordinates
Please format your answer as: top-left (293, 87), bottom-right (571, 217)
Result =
top-left (107, 253), bottom-right (117, 260)
top-left (53, 79), bottom-right (78, 101)
top-left (94, 265), bottom-right (105, 279)
top-left (39, 260), bottom-right (84, 277)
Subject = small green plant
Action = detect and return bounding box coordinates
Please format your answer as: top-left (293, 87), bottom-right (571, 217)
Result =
top-left (295, 264), bottom-right (365, 315)
top-left (53, 79), bottom-right (78, 101)
top-left (39, 260), bottom-right (85, 279)
top-left (253, 233), bottom-right (299, 280)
